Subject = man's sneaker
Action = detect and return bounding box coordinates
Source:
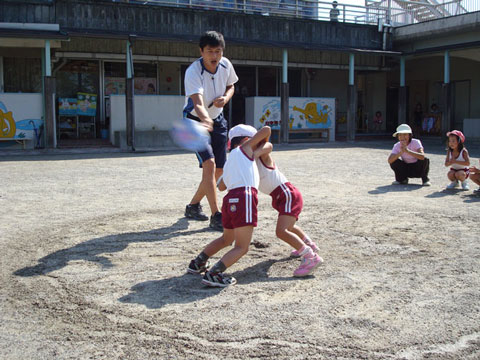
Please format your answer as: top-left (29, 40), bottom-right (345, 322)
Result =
top-left (461, 180), bottom-right (470, 190)
top-left (290, 241), bottom-right (320, 257)
top-left (185, 203), bottom-right (208, 221)
top-left (187, 259), bottom-right (210, 274)
top-left (209, 212), bottom-right (223, 231)
top-left (473, 187), bottom-right (480, 194)
top-left (293, 254), bottom-right (324, 277)
top-left (392, 179), bottom-right (408, 185)
top-left (446, 180), bottom-right (459, 189)
top-left (422, 180), bottom-right (431, 186)
top-left (202, 271), bottom-right (237, 287)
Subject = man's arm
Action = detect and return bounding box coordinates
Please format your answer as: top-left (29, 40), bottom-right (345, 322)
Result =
top-left (212, 84), bottom-right (235, 108)
top-left (190, 93), bottom-right (213, 131)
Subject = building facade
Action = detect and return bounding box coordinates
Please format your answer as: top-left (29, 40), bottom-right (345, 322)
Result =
top-left (0, 0), bottom-right (479, 149)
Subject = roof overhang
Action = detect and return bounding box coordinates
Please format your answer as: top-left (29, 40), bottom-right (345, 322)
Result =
top-left (0, 23), bottom-right (69, 48)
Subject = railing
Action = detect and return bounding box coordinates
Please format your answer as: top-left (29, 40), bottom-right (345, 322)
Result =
top-left (113, 0), bottom-right (480, 25)
top-left (365, 0), bottom-right (479, 25)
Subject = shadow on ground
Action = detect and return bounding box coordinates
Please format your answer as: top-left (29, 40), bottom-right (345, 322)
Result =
top-left (369, 184), bottom-right (424, 194)
top-left (425, 189), bottom-right (467, 198)
top-left (118, 257), bottom-right (305, 309)
top-left (14, 217), bottom-right (209, 277)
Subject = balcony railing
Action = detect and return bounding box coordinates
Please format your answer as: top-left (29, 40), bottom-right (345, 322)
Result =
top-left (113, 0), bottom-right (480, 25)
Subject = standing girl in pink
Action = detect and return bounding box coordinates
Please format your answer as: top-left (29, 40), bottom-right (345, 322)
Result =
top-left (445, 130), bottom-right (470, 190)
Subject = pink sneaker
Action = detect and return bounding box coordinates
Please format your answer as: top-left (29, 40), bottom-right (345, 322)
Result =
top-left (293, 254), bottom-right (323, 277)
top-left (290, 241), bottom-right (320, 257)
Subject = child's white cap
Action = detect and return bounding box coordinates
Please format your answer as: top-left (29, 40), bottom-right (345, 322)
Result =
top-left (228, 124), bottom-right (257, 141)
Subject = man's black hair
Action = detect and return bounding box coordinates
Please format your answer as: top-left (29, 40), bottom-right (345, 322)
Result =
top-left (199, 31), bottom-right (225, 50)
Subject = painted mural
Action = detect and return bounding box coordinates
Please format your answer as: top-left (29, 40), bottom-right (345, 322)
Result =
top-left (0, 94), bottom-right (44, 148)
top-left (253, 97), bottom-right (335, 131)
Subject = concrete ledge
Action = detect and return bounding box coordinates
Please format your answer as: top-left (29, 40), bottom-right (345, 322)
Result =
top-left (0, 138), bottom-right (35, 150)
top-left (114, 130), bottom-right (177, 150)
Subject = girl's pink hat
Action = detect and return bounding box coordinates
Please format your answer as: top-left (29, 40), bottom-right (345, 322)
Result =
top-left (446, 130), bottom-right (465, 143)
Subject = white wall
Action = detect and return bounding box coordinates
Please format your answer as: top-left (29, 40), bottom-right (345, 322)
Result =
top-left (109, 95), bottom-right (185, 144)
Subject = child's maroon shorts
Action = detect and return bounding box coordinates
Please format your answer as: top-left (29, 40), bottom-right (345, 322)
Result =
top-left (270, 182), bottom-right (303, 220)
top-left (222, 186), bottom-right (258, 229)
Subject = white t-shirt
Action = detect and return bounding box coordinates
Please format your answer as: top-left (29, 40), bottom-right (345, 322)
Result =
top-left (223, 146), bottom-right (259, 191)
top-left (255, 158), bottom-right (288, 195)
top-left (448, 148), bottom-right (468, 170)
top-left (183, 57), bottom-right (238, 120)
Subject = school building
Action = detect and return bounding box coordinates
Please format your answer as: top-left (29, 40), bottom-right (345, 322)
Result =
top-left (0, 0), bottom-right (479, 149)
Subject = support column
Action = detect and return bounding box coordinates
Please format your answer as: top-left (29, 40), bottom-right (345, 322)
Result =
top-left (126, 39), bottom-right (135, 151)
top-left (398, 56), bottom-right (407, 125)
top-left (441, 50), bottom-right (452, 136)
top-left (280, 49), bottom-right (289, 144)
top-left (0, 56), bottom-right (4, 92)
top-left (43, 40), bottom-right (56, 149)
top-left (347, 53), bottom-right (356, 142)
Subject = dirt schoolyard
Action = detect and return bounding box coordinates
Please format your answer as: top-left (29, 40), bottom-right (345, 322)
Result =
top-left (1, 139), bottom-right (480, 359)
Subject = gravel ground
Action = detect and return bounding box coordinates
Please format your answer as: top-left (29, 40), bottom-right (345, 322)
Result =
top-left (1, 139), bottom-right (480, 360)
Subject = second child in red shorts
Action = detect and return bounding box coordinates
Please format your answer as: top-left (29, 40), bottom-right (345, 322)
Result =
top-left (254, 141), bottom-right (323, 277)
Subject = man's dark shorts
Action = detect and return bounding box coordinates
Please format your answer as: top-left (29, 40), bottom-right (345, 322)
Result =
top-left (187, 112), bottom-right (228, 169)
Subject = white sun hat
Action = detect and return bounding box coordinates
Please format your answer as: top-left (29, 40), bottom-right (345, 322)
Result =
top-left (392, 124), bottom-right (412, 137)
top-left (228, 124), bottom-right (257, 141)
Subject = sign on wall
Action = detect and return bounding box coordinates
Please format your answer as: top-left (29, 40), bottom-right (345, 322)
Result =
top-left (58, 98), bottom-right (78, 116)
top-left (76, 92), bottom-right (97, 116)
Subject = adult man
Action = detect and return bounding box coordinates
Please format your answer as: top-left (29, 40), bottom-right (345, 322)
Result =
top-left (183, 31), bottom-right (238, 231)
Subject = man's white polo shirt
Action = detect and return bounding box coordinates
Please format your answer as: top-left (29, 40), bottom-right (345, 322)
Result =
top-left (183, 57), bottom-right (238, 120)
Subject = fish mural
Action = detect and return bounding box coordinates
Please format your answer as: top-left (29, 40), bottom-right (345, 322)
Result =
top-left (292, 102), bottom-right (332, 128)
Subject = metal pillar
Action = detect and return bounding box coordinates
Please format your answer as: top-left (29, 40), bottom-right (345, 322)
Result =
top-left (280, 49), bottom-right (289, 144)
top-left (398, 56), bottom-right (407, 125)
top-left (347, 53), bottom-right (356, 142)
top-left (43, 40), bottom-right (56, 148)
top-left (442, 50), bottom-right (452, 135)
top-left (126, 39), bottom-right (135, 151)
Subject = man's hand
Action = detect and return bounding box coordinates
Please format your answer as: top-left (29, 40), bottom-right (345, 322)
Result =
top-left (202, 118), bottom-right (214, 132)
top-left (212, 96), bottom-right (227, 108)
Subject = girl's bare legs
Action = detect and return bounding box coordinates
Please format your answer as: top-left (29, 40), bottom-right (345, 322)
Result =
top-left (447, 170), bottom-right (457, 182)
top-left (204, 230), bottom-right (234, 258)
top-left (454, 170), bottom-right (466, 182)
top-left (276, 215), bottom-right (305, 251)
top-left (220, 226), bottom-right (254, 267)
